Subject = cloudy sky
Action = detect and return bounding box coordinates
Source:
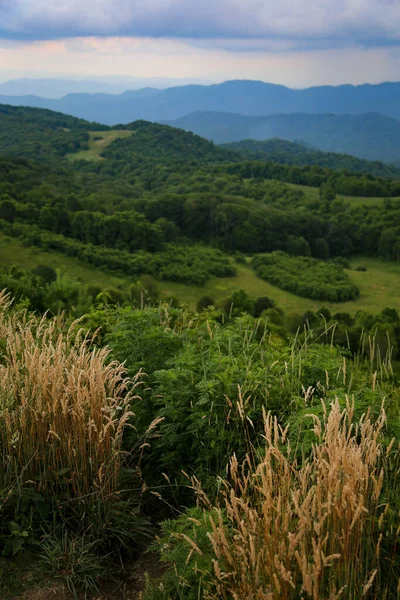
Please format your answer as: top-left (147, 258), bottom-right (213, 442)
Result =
top-left (0, 0), bottom-right (400, 87)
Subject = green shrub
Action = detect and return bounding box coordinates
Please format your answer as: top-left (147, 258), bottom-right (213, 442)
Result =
top-left (252, 252), bottom-right (359, 302)
top-left (143, 508), bottom-right (217, 600)
top-left (197, 295), bottom-right (215, 311)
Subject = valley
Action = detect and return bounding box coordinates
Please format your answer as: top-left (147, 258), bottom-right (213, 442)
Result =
top-left (0, 95), bottom-right (399, 600)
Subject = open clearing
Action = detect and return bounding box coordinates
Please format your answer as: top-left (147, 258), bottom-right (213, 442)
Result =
top-left (287, 182), bottom-right (400, 207)
top-left (161, 257), bottom-right (400, 315)
top-left (66, 130), bottom-right (133, 161)
top-left (2, 234), bottom-right (399, 316)
top-left (0, 233), bottom-right (131, 290)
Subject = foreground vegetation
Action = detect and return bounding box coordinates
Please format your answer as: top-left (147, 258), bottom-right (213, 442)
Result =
top-left (0, 292), bottom-right (399, 598)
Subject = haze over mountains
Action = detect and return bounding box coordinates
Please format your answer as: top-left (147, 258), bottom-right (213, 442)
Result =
top-left (2, 79), bottom-right (400, 164)
top-left (164, 111), bottom-right (400, 164)
top-left (2, 80), bottom-right (400, 121)
top-left (0, 77), bottom-right (208, 99)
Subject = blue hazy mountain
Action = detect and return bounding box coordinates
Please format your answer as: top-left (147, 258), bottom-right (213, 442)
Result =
top-left (1, 80), bottom-right (400, 124)
top-left (162, 111), bottom-right (400, 164)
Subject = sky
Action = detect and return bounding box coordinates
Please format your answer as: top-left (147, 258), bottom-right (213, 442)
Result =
top-left (0, 0), bottom-right (400, 88)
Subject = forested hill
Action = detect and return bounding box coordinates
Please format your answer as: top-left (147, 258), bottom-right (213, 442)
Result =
top-left (221, 138), bottom-right (400, 179)
top-left (2, 104), bottom-right (400, 197)
top-left (163, 111), bottom-right (400, 164)
top-left (3, 102), bottom-right (400, 180)
top-left (102, 120), bottom-right (238, 164)
top-left (0, 104), bottom-right (107, 161)
top-left (0, 105), bottom-right (237, 164)
top-left (0, 104), bottom-right (106, 131)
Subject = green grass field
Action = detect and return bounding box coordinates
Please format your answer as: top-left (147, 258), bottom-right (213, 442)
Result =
top-left (2, 234), bottom-right (400, 316)
top-left (161, 258), bottom-right (400, 315)
top-left (66, 130), bottom-right (133, 162)
top-left (0, 234), bottom-right (131, 290)
top-left (287, 183), bottom-right (400, 208)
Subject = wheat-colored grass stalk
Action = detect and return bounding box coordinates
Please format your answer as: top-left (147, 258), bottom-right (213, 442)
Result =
top-left (0, 291), bottom-right (139, 500)
top-left (200, 396), bottom-right (395, 600)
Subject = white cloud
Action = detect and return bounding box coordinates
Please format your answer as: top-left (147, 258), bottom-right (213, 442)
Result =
top-left (1, 0), bottom-right (400, 49)
top-left (1, 36), bottom-right (399, 88)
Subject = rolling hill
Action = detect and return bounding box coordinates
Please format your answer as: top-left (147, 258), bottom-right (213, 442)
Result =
top-left (0, 104), bottom-right (107, 160)
top-left (0, 105), bottom-right (235, 164)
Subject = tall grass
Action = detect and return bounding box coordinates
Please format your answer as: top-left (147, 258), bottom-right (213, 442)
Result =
top-left (199, 398), bottom-right (399, 599)
top-left (0, 290), bottom-right (139, 502)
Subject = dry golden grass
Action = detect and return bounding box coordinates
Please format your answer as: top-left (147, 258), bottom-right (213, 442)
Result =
top-left (0, 291), bottom-right (140, 500)
top-left (192, 396), bottom-right (399, 600)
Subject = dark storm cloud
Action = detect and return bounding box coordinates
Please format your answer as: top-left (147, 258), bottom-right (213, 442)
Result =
top-left (0, 0), bottom-right (399, 49)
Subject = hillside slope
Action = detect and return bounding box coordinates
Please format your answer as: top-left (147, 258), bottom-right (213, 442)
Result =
top-left (0, 105), bottom-right (236, 164)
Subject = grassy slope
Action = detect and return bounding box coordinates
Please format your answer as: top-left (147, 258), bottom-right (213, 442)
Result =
top-left (287, 183), bottom-right (400, 207)
top-left (66, 130), bottom-right (133, 161)
top-left (2, 234), bottom-right (399, 315)
top-left (0, 233), bottom-right (130, 290)
top-left (161, 258), bottom-right (400, 315)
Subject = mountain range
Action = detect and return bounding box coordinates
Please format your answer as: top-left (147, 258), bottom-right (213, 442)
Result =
top-left (163, 111), bottom-right (400, 164)
top-left (0, 77), bottom-right (208, 98)
top-left (1, 79), bottom-right (400, 164)
top-left (1, 80), bottom-right (400, 124)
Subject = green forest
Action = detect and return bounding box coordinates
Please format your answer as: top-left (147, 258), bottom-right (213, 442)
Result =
top-left (221, 138), bottom-right (400, 178)
top-left (0, 103), bottom-right (399, 599)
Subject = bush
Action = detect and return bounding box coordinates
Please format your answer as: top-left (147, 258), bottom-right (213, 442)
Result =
top-left (223, 289), bottom-right (254, 317)
top-left (32, 265), bottom-right (57, 283)
top-left (107, 310), bottom-right (349, 503)
top-left (234, 252), bottom-right (247, 264)
top-left (143, 508), bottom-right (217, 600)
top-left (0, 219), bottom-right (236, 285)
top-left (254, 296), bottom-right (275, 317)
top-left (252, 252), bottom-right (359, 302)
top-left (197, 295), bottom-right (215, 312)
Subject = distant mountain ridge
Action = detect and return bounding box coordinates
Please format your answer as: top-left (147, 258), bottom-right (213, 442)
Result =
top-left (0, 77), bottom-right (207, 98)
top-left (220, 139), bottom-right (400, 179)
top-left (163, 111), bottom-right (400, 164)
top-left (1, 79), bottom-right (400, 124)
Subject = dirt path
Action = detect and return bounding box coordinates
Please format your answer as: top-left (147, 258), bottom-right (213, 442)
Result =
top-left (8, 554), bottom-right (166, 600)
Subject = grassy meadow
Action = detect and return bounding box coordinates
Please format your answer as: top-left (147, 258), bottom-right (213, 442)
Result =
top-left (162, 258), bottom-right (400, 315)
top-left (2, 232), bottom-right (400, 315)
top-left (0, 233), bottom-right (131, 290)
top-left (288, 182), bottom-right (400, 207)
top-left (66, 130), bottom-right (133, 161)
